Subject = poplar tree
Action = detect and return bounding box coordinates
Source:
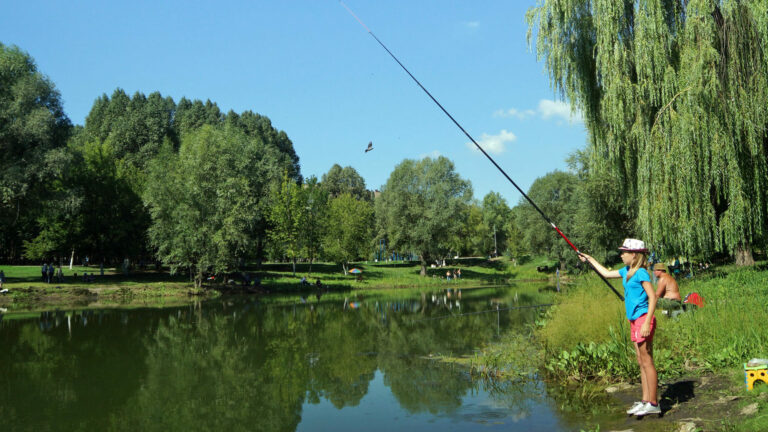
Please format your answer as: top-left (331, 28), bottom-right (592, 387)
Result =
top-left (527, 0), bottom-right (768, 264)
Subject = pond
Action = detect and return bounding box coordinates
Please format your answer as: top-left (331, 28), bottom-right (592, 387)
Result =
top-left (0, 284), bottom-right (622, 431)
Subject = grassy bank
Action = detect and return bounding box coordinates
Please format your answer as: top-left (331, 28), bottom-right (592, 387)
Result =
top-left (0, 256), bottom-right (555, 312)
top-left (481, 262), bottom-right (768, 430)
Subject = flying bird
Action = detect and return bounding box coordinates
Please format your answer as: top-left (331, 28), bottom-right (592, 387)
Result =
top-left (364, 141), bottom-right (373, 153)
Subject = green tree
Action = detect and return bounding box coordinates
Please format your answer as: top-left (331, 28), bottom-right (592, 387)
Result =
top-left (527, 0), bottom-right (768, 264)
top-left (448, 202), bottom-right (486, 257)
top-left (567, 149), bottom-right (634, 263)
top-left (321, 164), bottom-right (370, 201)
top-left (300, 176), bottom-right (328, 274)
top-left (144, 126), bottom-right (282, 287)
top-left (482, 192), bottom-right (513, 256)
top-left (377, 157), bottom-right (472, 276)
top-left (322, 193), bottom-right (373, 275)
top-left (514, 170), bottom-right (580, 269)
top-left (268, 171), bottom-right (305, 275)
top-left (0, 43), bottom-right (72, 260)
top-left (23, 135), bottom-right (147, 264)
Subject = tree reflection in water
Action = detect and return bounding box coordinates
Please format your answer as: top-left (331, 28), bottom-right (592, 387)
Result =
top-left (0, 284), bottom-right (561, 431)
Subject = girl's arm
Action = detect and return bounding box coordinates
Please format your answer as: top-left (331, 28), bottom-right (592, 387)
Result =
top-left (640, 280), bottom-right (657, 337)
top-left (578, 253), bottom-right (621, 279)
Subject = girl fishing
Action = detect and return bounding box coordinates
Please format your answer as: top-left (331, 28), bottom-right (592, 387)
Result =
top-left (579, 238), bottom-right (660, 417)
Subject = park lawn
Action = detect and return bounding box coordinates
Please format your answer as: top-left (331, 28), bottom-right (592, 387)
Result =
top-left (0, 256), bottom-right (560, 311)
top-left (251, 256), bottom-right (556, 290)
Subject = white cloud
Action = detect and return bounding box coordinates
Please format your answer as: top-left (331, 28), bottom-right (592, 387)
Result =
top-left (493, 108), bottom-right (536, 120)
top-left (467, 129), bottom-right (516, 154)
top-left (493, 100), bottom-right (583, 125)
top-left (537, 99), bottom-right (583, 124)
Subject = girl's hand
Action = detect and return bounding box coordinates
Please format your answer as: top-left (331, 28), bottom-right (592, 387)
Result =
top-left (578, 253), bottom-right (591, 263)
top-left (640, 322), bottom-right (650, 337)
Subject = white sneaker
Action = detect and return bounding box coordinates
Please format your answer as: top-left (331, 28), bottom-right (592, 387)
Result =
top-left (634, 402), bottom-right (661, 416)
top-left (626, 401), bottom-right (645, 415)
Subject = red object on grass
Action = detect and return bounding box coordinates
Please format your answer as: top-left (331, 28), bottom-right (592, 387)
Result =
top-left (683, 292), bottom-right (704, 308)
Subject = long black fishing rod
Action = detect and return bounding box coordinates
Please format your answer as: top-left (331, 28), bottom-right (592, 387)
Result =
top-left (340, 2), bottom-right (624, 302)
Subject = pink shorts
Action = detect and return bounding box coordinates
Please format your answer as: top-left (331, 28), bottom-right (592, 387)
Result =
top-left (629, 313), bottom-right (656, 343)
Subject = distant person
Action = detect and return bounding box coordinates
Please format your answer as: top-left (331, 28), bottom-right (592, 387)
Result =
top-left (456, 268), bottom-right (461, 279)
top-left (56, 266), bottom-right (64, 283)
top-left (300, 276), bottom-right (309, 286)
top-left (446, 270), bottom-right (451, 282)
top-left (0, 269), bottom-right (5, 289)
top-left (315, 279), bottom-right (322, 289)
top-left (42, 263), bottom-right (48, 282)
top-left (47, 264), bottom-right (54, 284)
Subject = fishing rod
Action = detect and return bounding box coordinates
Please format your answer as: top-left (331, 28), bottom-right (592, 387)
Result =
top-left (340, 2), bottom-right (624, 302)
top-left (414, 303), bottom-right (554, 322)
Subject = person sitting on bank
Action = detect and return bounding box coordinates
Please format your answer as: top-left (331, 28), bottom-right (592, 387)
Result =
top-left (653, 263), bottom-right (682, 313)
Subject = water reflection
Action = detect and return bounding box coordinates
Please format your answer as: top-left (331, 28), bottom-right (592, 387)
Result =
top-left (0, 285), bottom-right (594, 431)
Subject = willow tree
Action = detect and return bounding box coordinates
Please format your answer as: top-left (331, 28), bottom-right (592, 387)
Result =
top-left (527, 0), bottom-right (768, 264)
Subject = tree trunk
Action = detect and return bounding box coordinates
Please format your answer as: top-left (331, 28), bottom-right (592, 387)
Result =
top-left (69, 248), bottom-right (75, 270)
top-left (308, 257), bottom-right (313, 275)
top-left (419, 255), bottom-right (427, 277)
top-left (342, 262), bottom-right (348, 275)
top-left (292, 257), bottom-right (296, 276)
top-left (734, 244), bottom-right (754, 266)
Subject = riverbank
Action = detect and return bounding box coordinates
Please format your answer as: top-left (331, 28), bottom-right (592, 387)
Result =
top-left (466, 262), bottom-right (768, 431)
top-left (0, 257), bottom-right (555, 312)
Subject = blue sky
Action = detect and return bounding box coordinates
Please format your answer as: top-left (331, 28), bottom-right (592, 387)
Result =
top-left (1, 0), bottom-right (587, 207)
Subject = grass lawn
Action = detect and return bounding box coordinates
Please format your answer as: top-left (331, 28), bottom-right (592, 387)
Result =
top-left (246, 256), bottom-right (556, 290)
top-left (0, 256), bottom-right (560, 311)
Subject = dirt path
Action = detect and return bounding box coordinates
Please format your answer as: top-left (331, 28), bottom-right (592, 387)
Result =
top-left (602, 373), bottom-right (767, 431)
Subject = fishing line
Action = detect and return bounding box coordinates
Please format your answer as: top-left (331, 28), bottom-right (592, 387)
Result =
top-left (413, 303), bottom-right (554, 323)
top-left (339, 2), bottom-right (624, 301)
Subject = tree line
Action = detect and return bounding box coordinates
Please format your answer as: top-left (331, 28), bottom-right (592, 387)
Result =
top-left (0, 43), bottom-right (527, 287)
top-left (4, 6), bottom-right (767, 287)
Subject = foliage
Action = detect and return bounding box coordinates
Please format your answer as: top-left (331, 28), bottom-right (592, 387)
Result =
top-left (24, 136), bottom-right (148, 262)
top-left (567, 149), bottom-right (633, 263)
top-left (267, 171), bottom-right (305, 274)
top-left (144, 125), bottom-right (286, 287)
top-left (322, 193), bottom-right (373, 274)
top-left (514, 170), bottom-right (581, 268)
top-left (376, 157), bottom-right (472, 275)
top-left (527, 0), bottom-right (768, 261)
top-left (0, 43), bottom-right (72, 260)
top-left (482, 192), bottom-right (513, 256)
top-left (299, 176), bottom-right (328, 273)
top-left (320, 164), bottom-right (370, 201)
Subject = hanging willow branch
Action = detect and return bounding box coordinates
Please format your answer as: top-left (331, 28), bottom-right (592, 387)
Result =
top-left (527, 0), bottom-right (768, 259)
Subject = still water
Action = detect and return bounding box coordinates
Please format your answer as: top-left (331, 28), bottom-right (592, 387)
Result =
top-left (0, 285), bottom-right (617, 431)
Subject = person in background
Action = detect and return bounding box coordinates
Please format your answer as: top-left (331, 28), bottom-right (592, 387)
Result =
top-left (654, 263), bottom-right (682, 316)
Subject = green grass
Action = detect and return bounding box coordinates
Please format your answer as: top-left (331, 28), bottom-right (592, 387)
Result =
top-left (0, 256), bottom-right (558, 312)
top-left (537, 263), bottom-right (768, 380)
top-left (253, 256), bottom-right (555, 291)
